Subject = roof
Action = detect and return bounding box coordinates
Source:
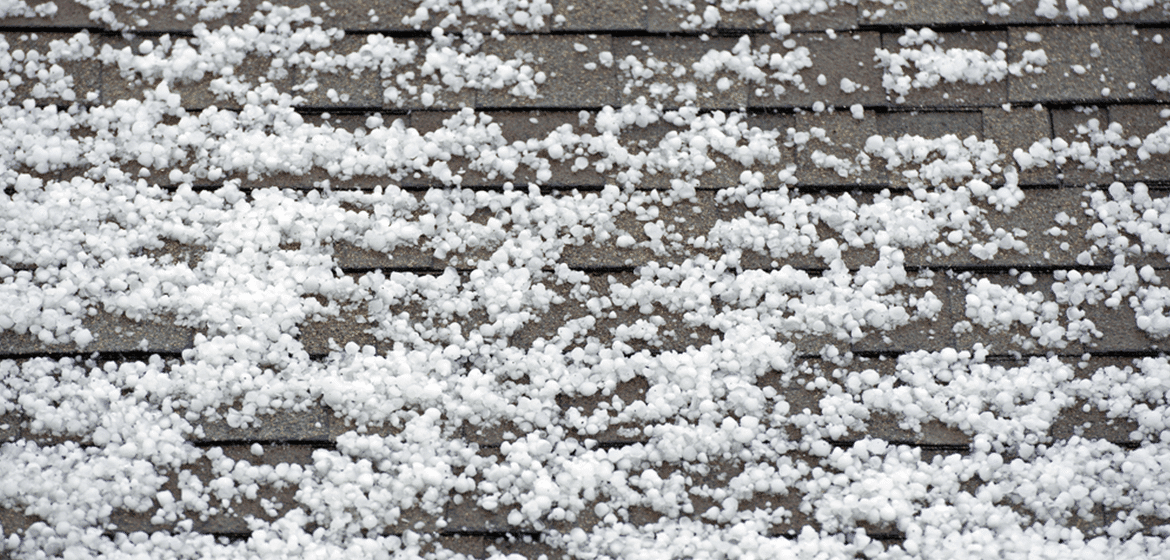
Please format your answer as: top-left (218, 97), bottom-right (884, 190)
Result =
top-left (2, 1), bottom-right (1170, 558)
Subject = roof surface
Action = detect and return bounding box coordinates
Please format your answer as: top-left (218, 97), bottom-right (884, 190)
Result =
top-left (3, 1), bottom-right (1170, 558)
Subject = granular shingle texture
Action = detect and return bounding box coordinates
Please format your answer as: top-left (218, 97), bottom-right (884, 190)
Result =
top-left (3, 2), bottom-right (1170, 559)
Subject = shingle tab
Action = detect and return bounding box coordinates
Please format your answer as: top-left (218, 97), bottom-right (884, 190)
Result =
top-left (0, 312), bottom-right (197, 356)
top-left (1106, 104), bottom-right (1170, 184)
top-left (484, 110), bottom-right (608, 187)
top-left (1079, 284), bottom-right (1170, 354)
top-left (551, 0), bottom-right (648, 32)
top-left (2, 31), bottom-right (100, 107)
top-left (437, 535), bottom-right (559, 560)
top-left (862, 0), bottom-right (995, 27)
top-left (953, 271), bottom-right (1085, 355)
top-left (982, 106), bottom-right (1058, 186)
top-left (1051, 105), bottom-right (1170, 187)
top-left (648, 0), bottom-right (858, 33)
top-left (727, 3), bottom-right (860, 32)
top-left (236, 0), bottom-right (435, 33)
top-left (479, 34), bottom-right (617, 109)
top-left (192, 405), bottom-right (332, 443)
top-left (614, 36), bottom-right (747, 110)
top-left (792, 109), bottom-right (887, 186)
top-left (878, 30), bottom-right (1009, 108)
top-left (750, 32), bottom-right (884, 109)
top-left (107, 2), bottom-right (243, 32)
top-left (0, 411), bottom-right (20, 443)
top-left (877, 110), bottom-right (983, 140)
top-left (0, 0), bottom-right (92, 28)
top-left (850, 270), bottom-right (958, 353)
top-left (1139, 28), bottom-right (1170, 103)
top-left (1008, 25), bottom-right (1153, 104)
top-left (186, 444), bottom-right (318, 534)
top-left (98, 34), bottom-right (276, 111)
top-left (298, 304), bottom-right (383, 356)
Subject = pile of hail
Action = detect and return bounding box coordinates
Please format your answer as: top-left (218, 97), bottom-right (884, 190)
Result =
top-left (2, 1), bottom-right (1170, 559)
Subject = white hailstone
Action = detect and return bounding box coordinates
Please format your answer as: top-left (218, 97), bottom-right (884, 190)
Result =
top-left (4, 3), bottom-right (1170, 557)
top-left (875, 31), bottom-right (1009, 101)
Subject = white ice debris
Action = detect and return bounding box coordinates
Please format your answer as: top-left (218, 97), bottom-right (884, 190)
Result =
top-left (875, 29), bottom-right (1009, 103)
top-left (2, 1), bottom-right (1170, 559)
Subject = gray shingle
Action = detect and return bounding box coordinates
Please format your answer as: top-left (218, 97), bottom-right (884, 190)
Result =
top-left (559, 190), bottom-right (747, 267)
top-left (485, 110), bottom-right (608, 187)
top-left (0, 312), bottom-right (197, 356)
top-left (1139, 28), bottom-right (1170, 103)
top-left (1050, 105), bottom-right (1170, 187)
top-left (191, 405), bottom-right (331, 443)
top-left (878, 30), bottom-right (1009, 107)
top-left (236, 0), bottom-right (434, 33)
top-left (0, 411), bottom-right (20, 443)
top-left (333, 239), bottom-right (436, 270)
top-left (1008, 26), bottom-right (1153, 104)
top-left (479, 34), bottom-right (617, 109)
top-left (614, 35), bottom-right (747, 110)
top-left (649, 0), bottom-right (858, 33)
top-left (862, 0), bottom-right (995, 26)
top-left (850, 270), bottom-right (958, 353)
top-left (953, 271), bottom-right (1083, 355)
top-left (298, 304), bottom-right (384, 356)
top-left (436, 535), bottom-right (560, 559)
top-left (982, 106), bottom-right (1058, 186)
top-left (107, 1), bottom-right (243, 32)
top-left (727, 3), bottom-right (860, 32)
top-left (1078, 275), bottom-right (1170, 354)
top-left (0, 0), bottom-right (92, 28)
top-left (186, 444), bottom-right (319, 534)
top-left (551, 0), bottom-right (648, 31)
top-left (2, 31), bottom-right (100, 107)
top-left (1106, 104), bottom-right (1170, 184)
top-left (1050, 399), bottom-right (1141, 444)
top-left (750, 32), bottom-right (884, 109)
top-left (289, 35), bottom-right (386, 109)
top-left (877, 110), bottom-right (983, 140)
top-left (237, 113), bottom-right (409, 190)
top-left (792, 109), bottom-right (886, 187)
top-left (99, 34), bottom-right (277, 111)
top-left (1050, 106), bottom-right (1112, 187)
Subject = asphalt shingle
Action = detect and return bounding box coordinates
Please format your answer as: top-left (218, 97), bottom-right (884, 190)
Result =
top-left (878, 30), bottom-right (1009, 107)
top-left (792, 109), bottom-right (887, 187)
top-left (614, 35), bottom-right (747, 110)
top-left (1007, 25), bottom-right (1153, 104)
top-left (479, 34), bottom-right (617, 109)
top-left (750, 32), bottom-right (884, 109)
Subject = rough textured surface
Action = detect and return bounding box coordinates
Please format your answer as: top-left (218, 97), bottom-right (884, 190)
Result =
top-left (879, 30), bottom-right (1009, 107)
top-left (2, 31), bottom-right (100, 106)
top-left (750, 32), bottom-right (884, 109)
top-left (614, 36), bottom-right (747, 109)
top-left (952, 272), bottom-right (1072, 355)
top-left (864, 0), bottom-right (998, 26)
top-left (193, 405), bottom-right (332, 442)
top-left (982, 106), bottom-right (1059, 186)
top-left (1107, 104), bottom-right (1170, 184)
top-left (0, 312), bottom-right (196, 356)
top-left (1140, 28), bottom-right (1170, 103)
top-left (792, 109), bottom-right (886, 186)
top-left (479, 34), bottom-right (617, 108)
top-left (99, 34), bottom-right (277, 111)
top-left (5, 4), bottom-right (1170, 558)
top-left (1008, 25), bottom-right (1153, 104)
top-left (551, 0), bottom-right (648, 31)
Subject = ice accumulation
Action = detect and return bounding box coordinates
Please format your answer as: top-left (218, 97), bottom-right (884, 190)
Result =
top-left (2, 1), bottom-right (1170, 559)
